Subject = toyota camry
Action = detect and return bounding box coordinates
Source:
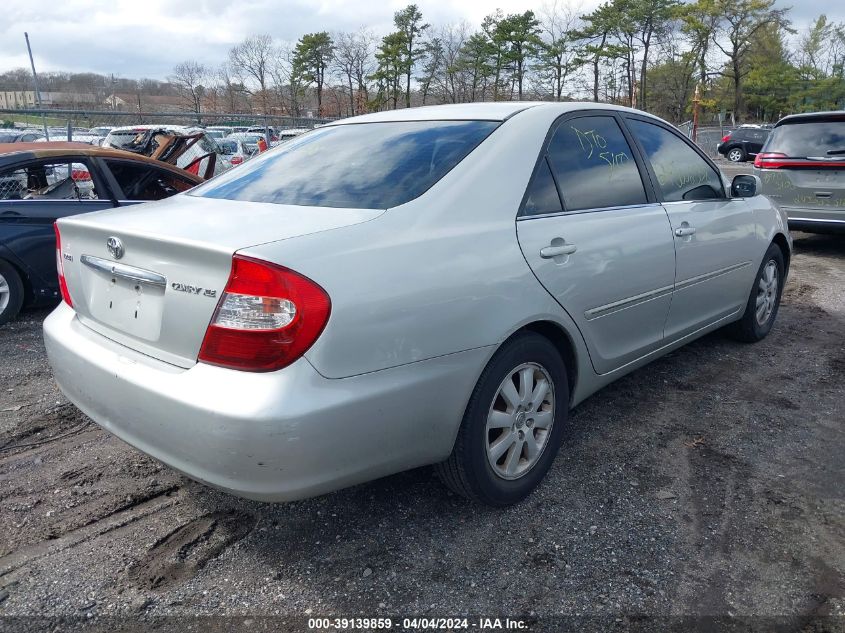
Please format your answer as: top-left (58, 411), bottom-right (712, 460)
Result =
top-left (44, 102), bottom-right (791, 506)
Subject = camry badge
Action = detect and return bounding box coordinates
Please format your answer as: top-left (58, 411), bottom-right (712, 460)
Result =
top-left (106, 236), bottom-right (124, 260)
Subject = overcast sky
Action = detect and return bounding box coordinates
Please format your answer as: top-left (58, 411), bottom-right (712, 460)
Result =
top-left (2, 0), bottom-right (841, 81)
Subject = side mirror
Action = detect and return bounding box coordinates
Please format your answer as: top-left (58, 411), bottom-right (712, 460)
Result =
top-left (731, 174), bottom-right (761, 198)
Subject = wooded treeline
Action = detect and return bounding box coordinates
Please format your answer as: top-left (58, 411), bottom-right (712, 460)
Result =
top-left (3, 0), bottom-right (844, 124)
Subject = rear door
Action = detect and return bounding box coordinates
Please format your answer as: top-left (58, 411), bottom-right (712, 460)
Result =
top-left (756, 116), bottom-right (845, 227)
top-left (0, 157), bottom-right (114, 292)
top-left (624, 116), bottom-right (757, 339)
top-left (516, 112), bottom-right (676, 375)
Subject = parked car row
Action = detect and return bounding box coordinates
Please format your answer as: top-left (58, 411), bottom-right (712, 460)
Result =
top-left (1, 103), bottom-right (840, 509)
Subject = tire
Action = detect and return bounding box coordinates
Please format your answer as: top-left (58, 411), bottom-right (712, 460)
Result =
top-left (435, 332), bottom-right (569, 506)
top-left (0, 260), bottom-right (24, 327)
top-left (728, 243), bottom-right (785, 343)
top-left (727, 147), bottom-right (745, 163)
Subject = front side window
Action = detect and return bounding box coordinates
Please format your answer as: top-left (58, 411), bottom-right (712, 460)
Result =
top-left (628, 119), bottom-right (723, 202)
top-left (192, 120), bottom-right (499, 209)
top-left (546, 116), bottom-right (647, 211)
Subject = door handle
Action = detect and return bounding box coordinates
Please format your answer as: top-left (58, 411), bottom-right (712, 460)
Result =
top-left (540, 243), bottom-right (577, 258)
top-left (674, 226), bottom-right (696, 237)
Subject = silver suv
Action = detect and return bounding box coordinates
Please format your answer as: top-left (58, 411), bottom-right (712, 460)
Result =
top-left (755, 112), bottom-right (845, 233)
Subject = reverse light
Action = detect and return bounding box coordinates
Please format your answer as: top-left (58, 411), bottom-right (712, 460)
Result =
top-left (53, 223), bottom-right (73, 307)
top-left (198, 255), bottom-right (331, 372)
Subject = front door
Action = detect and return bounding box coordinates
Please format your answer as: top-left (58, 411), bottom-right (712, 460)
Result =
top-left (516, 114), bottom-right (676, 375)
top-left (624, 117), bottom-right (757, 339)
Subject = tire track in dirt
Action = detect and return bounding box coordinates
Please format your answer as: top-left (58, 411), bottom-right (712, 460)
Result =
top-left (127, 511), bottom-right (256, 591)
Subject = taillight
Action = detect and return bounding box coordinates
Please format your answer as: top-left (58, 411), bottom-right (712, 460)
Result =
top-left (721, 135), bottom-right (731, 142)
top-left (71, 168), bottom-right (91, 181)
top-left (198, 255), bottom-right (331, 372)
top-left (230, 156), bottom-right (244, 165)
top-left (54, 223), bottom-right (73, 307)
top-left (754, 152), bottom-right (787, 168)
top-left (751, 152), bottom-right (845, 169)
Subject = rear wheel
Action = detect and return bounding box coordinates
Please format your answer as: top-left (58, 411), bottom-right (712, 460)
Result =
top-left (727, 147), bottom-right (745, 163)
top-left (0, 260), bottom-right (24, 327)
top-left (729, 243), bottom-right (785, 343)
top-left (435, 332), bottom-right (569, 506)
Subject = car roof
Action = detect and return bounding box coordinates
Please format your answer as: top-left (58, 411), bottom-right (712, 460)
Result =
top-left (328, 101), bottom-right (662, 125)
top-left (108, 124), bottom-right (198, 132)
top-left (0, 142), bottom-right (204, 181)
top-left (775, 111), bottom-right (845, 127)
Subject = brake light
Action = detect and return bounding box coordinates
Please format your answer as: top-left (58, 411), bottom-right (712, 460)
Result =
top-left (754, 152), bottom-right (787, 168)
top-left (198, 255), bottom-right (331, 372)
top-left (71, 168), bottom-right (91, 181)
top-left (54, 223), bottom-right (73, 307)
top-left (230, 155), bottom-right (244, 165)
top-left (721, 134), bottom-right (731, 142)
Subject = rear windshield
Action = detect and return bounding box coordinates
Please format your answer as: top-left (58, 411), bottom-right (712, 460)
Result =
top-left (191, 120), bottom-right (499, 209)
top-left (105, 131), bottom-right (143, 149)
top-left (766, 119), bottom-right (845, 157)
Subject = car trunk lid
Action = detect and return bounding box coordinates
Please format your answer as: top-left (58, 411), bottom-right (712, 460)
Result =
top-left (57, 194), bottom-right (383, 367)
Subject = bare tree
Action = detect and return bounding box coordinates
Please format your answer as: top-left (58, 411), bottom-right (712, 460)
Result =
top-left (216, 62), bottom-right (250, 112)
top-left (170, 60), bottom-right (208, 118)
top-left (229, 34), bottom-right (274, 113)
top-left (333, 29), bottom-right (376, 115)
top-left (536, 0), bottom-right (580, 100)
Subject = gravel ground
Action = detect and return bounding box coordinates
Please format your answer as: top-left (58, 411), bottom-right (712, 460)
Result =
top-left (0, 179), bottom-right (842, 629)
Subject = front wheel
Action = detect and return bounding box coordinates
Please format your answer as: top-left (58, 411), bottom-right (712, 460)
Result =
top-left (729, 243), bottom-right (785, 343)
top-left (435, 332), bottom-right (569, 506)
top-left (727, 147), bottom-right (745, 163)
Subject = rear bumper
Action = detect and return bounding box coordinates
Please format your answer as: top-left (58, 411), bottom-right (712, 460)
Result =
top-left (44, 303), bottom-right (488, 501)
top-left (784, 208), bottom-right (845, 234)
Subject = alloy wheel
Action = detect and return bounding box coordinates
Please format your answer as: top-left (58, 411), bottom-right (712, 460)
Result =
top-left (0, 272), bottom-right (9, 314)
top-left (755, 260), bottom-right (779, 326)
top-left (728, 148), bottom-right (743, 162)
top-left (485, 362), bottom-right (555, 480)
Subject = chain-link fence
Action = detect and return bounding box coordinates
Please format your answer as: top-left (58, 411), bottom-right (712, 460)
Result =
top-left (0, 108), bottom-right (336, 142)
top-left (677, 121), bottom-right (730, 159)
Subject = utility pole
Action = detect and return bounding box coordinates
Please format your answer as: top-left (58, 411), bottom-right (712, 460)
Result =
top-left (692, 83), bottom-right (701, 143)
top-left (24, 32), bottom-right (49, 140)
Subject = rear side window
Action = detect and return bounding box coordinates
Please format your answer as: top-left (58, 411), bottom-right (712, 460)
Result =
top-left (766, 119), bottom-right (845, 157)
top-left (546, 116), bottom-right (646, 211)
top-left (521, 158), bottom-right (562, 217)
top-left (192, 120), bottom-right (499, 209)
top-left (628, 119), bottom-right (724, 202)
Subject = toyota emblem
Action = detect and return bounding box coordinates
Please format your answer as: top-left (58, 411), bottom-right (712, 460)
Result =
top-left (106, 236), bottom-right (124, 260)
